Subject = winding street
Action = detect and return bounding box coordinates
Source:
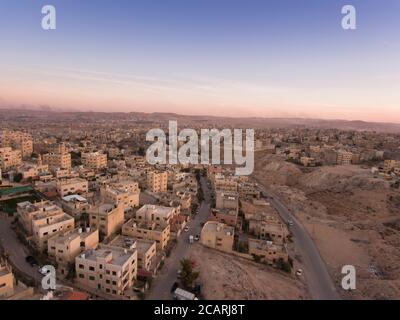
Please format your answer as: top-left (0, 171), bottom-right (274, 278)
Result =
top-left (253, 179), bottom-right (340, 300)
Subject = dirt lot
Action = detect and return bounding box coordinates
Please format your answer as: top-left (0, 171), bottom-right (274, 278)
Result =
top-left (254, 152), bottom-right (400, 299)
top-left (188, 244), bottom-right (308, 300)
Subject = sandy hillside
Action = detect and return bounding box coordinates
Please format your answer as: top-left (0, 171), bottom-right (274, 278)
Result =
top-left (253, 153), bottom-right (400, 299)
top-left (189, 244), bottom-right (308, 300)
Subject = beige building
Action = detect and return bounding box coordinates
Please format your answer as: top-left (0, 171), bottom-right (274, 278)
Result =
top-left (249, 217), bottom-right (288, 245)
top-left (110, 235), bottom-right (157, 272)
top-left (248, 238), bottom-right (289, 264)
top-left (122, 219), bottom-right (170, 251)
top-left (216, 191), bottom-right (239, 212)
top-left (89, 203), bottom-right (124, 239)
top-left (214, 176), bottom-right (238, 192)
top-left (48, 228), bottom-right (99, 277)
top-left (147, 171), bottom-right (168, 193)
top-left (56, 178), bottom-right (88, 197)
top-left (200, 221), bottom-right (234, 253)
top-left (384, 160), bottom-right (400, 173)
top-left (0, 147), bottom-right (22, 171)
top-left (17, 200), bottom-right (75, 251)
top-left (42, 152), bottom-right (71, 170)
top-left (0, 261), bottom-right (14, 299)
top-left (1, 130), bottom-right (33, 158)
top-left (101, 181), bottom-right (140, 211)
top-left (75, 244), bottom-right (137, 297)
top-left (300, 156), bottom-right (316, 167)
top-left (81, 152), bottom-right (107, 171)
top-left (337, 150), bottom-right (353, 165)
top-left (135, 204), bottom-right (176, 227)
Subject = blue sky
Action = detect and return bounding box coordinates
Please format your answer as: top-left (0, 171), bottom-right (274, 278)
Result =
top-left (0, 0), bottom-right (399, 122)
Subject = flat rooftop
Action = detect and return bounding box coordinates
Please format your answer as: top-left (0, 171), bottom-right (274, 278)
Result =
top-left (80, 245), bottom-right (135, 266)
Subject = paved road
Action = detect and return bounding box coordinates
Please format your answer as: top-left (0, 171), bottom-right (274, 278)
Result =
top-left (253, 180), bottom-right (340, 300)
top-left (147, 176), bottom-right (211, 300)
top-left (0, 214), bottom-right (43, 286)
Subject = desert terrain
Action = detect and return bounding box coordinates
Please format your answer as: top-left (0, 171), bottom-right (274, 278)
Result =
top-left (189, 244), bottom-right (308, 300)
top-left (254, 152), bottom-right (400, 299)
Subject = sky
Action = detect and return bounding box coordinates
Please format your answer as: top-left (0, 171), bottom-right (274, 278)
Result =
top-left (0, 0), bottom-right (399, 122)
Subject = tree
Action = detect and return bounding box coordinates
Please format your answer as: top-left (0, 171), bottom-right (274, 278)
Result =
top-left (179, 258), bottom-right (199, 290)
top-left (14, 173), bottom-right (23, 183)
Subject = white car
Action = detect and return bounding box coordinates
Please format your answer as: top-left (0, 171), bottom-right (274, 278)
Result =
top-left (184, 226), bottom-right (190, 232)
top-left (194, 235), bottom-right (200, 241)
top-left (288, 220), bottom-right (294, 226)
top-left (296, 269), bottom-right (303, 277)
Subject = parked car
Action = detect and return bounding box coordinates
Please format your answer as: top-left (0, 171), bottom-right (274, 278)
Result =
top-left (184, 226), bottom-right (190, 232)
top-left (296, 269), bottom-right (303, 277)
top-left (194, 235), bottom-right (200, 241)
top-left (25, 256), bottom-right (38, 266)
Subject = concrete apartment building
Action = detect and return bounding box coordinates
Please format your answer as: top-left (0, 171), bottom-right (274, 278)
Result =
top-left (200, 221), bottom-right (234, 253)
top-left (209, 208), bottom-right (238, 227)
top-left (100, 181), bottom-right (140, 211)
top-left (122, 219), bottom-right (170, 250)
top-left (384, 159), bottom-right (400, 173)
top-left (89, 203), bottom-right (124, 239)
top-left (0, 261), bottom-right (14, 299)
top-left (75, 244), bottom-right (137, 297)
top-left (61, 194), bottom-right (90, 217)
top-left (110, 235), bottom-right (157, 272)
top-left (135, 204), bottom-right (176, 228)
top-left (216, 191), bottom-right (239, 212)
top-left (0, 147), bottom-right (22, 171)
top-left (1, 130), bottom-right (33, 158)
top-left (248, 218), bottom-right (288, 245)
top-left (47, 142), bottom-right (67, 154)
top-left (17, 200), bottom-right (75, 251)
top-left (42, 152), bottom-right (72, 170)
top-left (48, 228), bottom-right (99, 277)
top-left (56, 178), bottom-right (88, 197)
top-left (147, 171), bottom-right (168, 193)
top-left (337, 150), bottom-right (353, 165)
top-left (248, 238), bottom-right (289, 264)
top-left (81, 151), bottom-right (107, 171)
top-left (214, 176), bottom-right (238, 192)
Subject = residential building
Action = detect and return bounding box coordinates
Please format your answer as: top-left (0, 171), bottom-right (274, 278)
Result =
top-left (17, 200), bottom-right (75, 251)
top-left (122, 219), bottom-right (170, 250)
top-left (0, 130), bottom-right (33, 158)
top-left (200, 221), bottom-right (234, 253)
top-left (89, 203), bottom-right (124, 239)
top-left (0, 261), bottom-right (14, 299)
top-left (135, 204), bottom-right (176, 228)
top-left (75, 244), bottom-right (137, 297)
top-left (0, 147), bottom-right (22, 171)
top-left (110, 235), bottom-right (157, 272)
top-left (215, 191), bottom-right (239, 212)
top-left (147, 171), bottom-right (167, 193)
top-left (48, 228), bottom-right (99, 277)
top-left (42, 152), bottom-right (71, 170)
top-left (56, 178), bottom-right (88, 197)
top-left (248, 238), bottom-right (289, 264)
top-left (100, 181), bottom-right (140, 211)
top-left (81, 152), bottom-right (107, 170)
top-left (337, 150), bottom-right (353, 165)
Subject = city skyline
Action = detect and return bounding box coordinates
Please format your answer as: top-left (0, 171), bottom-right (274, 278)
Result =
top-left (0, 0), bottom-right (400, 123)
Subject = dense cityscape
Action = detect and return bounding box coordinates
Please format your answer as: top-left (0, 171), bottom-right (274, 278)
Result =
top-left (1, 110), bottom-right (399, 300)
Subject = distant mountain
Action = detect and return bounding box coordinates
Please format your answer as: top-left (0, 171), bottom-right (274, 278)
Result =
top-left (0, 107), bottom-right (400, 133)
